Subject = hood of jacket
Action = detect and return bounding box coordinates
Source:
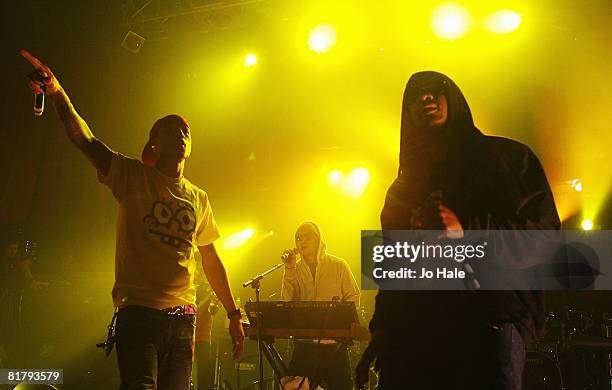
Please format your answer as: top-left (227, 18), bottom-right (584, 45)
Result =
top-left (399, 70), bottom-right (485, 175)
top-left (294, 221), bottom-right (327, 264)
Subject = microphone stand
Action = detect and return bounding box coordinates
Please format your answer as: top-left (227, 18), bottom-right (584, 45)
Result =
top-left (243, 262), bottom-right (285, 390)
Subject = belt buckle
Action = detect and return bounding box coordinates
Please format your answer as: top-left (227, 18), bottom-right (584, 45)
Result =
top-left (161, 305), bottom-right (184, 316)
top-left (169, 306), bottom-right (184, 315)
top-left (163, 304), bottom-right (196, 316)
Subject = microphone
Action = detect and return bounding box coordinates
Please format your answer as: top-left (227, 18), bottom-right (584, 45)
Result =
top-left (463, 263), bottom-right (481, 290)
top-left (281, 249), bottom-right (297, 262)
top-left (34, 92), bottom-right (44, 116)
top-left (28, 71), bottom-right (47, 117)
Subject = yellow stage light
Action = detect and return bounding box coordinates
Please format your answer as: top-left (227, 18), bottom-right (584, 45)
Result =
top-left (244, 54), bottom-right (258, 67)
top-left (581, 219), bottom-right (594, 231)
top-left (431, 3), bottom-right (471, 40)
top-left (328, 170), bottom-right (343, 185)
top-left (308, 24), bottom-right (337, 54)
top-left (345, 168), bottom-right (370, 197)
top-left (486, 10), bottom-right (522, 34)
top-left (223, 228), bottom-right (255, 250)
top-left (327, 168), bottom-right (370, 198)
top-left (567, 179), bottom-right (583, 192)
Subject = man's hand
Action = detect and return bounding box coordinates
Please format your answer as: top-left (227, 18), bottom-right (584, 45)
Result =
top-left (21, 50), bottom-right (62, 95)
top-left (282, 249), bottom-right (297, 268)
top-left (20, 50), bottom-right (114, 175)
top-left (229, 316), bottom-right (245, 359)
top-left (439, 205), bottom-right (464, 239)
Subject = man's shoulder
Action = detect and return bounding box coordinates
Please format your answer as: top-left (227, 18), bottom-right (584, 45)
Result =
top-left (324, 253), bottom-right (349, 267)
top-left (483, 135), bottom-right (529, 152)
top-left (107, 152), bottom-right (139, 168)
top-left (99, 153), bottom-right (145, 184)
top-left (183, 178), bottom-right (208, 198)
top-left (482, 135), bottom-right (537, 165)
top-left (115, 153), bottom-right (157, 178)
top-left (481, 136), bottom-right (551, 184)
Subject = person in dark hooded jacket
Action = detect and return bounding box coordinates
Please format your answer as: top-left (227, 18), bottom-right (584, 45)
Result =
top-left (356, 71), bottom-right (560, 390)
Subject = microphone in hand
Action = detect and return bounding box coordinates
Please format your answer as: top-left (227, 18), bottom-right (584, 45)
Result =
top-left (281, 248), bottom-right (297, 265)
top-left (28, 70), bottom-right (47, 116)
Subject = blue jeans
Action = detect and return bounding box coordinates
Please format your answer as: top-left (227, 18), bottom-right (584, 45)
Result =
top-left (377, 323), bottom-right (525, 390)
top-left (116, 305), bottom-right (195, 390)
top-left (493, 322), bottom-right (525, 390)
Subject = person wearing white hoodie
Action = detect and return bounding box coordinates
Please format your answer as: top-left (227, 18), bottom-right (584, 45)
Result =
top-left (281, 221), bottom-right (360, 390)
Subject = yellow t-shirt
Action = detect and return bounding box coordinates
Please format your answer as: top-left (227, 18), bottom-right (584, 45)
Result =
top-left (99, 153), bottom-right (220, 309)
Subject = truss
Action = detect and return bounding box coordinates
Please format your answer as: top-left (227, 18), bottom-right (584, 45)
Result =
top-left (121, 0), bottom-right (265, 40)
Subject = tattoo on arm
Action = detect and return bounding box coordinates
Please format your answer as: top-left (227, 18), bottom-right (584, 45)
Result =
top-left (52, 90), bottom-right (113, 176)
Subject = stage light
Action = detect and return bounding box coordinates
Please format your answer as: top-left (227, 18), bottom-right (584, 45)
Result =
top-left (244, 53), bottom-right (257, 67)
top-left (567, 179), bottom-right (583, 192)
top-left (431, 3), bottom-right (471, 40)
top-left (581, 219), bottom-right (593, 231)
top-left (345, 168), bottom-right (370, 197)
top-left (486, 10), bottom-right (522, 34)
top-left (308, 24), bottom-right (337, 54)
top-left (328, 168), bottom-right (370, 198)
top-left (328, 170), bottom-right (343, 185)
top-left (223, 228), bottom-right (255, 250)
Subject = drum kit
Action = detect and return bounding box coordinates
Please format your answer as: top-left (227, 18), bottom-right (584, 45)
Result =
top-left (525, 305), bottom-right (612, 390)
top-left (350, 302), bottom-right (612, 390)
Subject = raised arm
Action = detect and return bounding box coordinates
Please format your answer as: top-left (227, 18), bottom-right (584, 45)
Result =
top-left (21, 50), bottom-right (113, 176)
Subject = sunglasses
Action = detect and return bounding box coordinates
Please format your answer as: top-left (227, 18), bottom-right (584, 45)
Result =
top-left (406, 78), bottom-right (449, 102)
top-left (296, 232), bottom-right (317, 241)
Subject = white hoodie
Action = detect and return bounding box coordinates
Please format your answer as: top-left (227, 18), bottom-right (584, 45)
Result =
top-left (281, 222), bottom-right (360, 306)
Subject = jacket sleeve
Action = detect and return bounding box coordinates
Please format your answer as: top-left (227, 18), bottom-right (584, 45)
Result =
top-left (281, 266), bottom-right (299, 301)
top-left (340, 261), bottom-right (360, 307)
top-left (485, 144), bottom-right (562, 272)
top-left (484, 141), bottom-right (560, 230)
top-left (515, 146), bottom-right (560, 229)
top-left (483, 141), bottom-right (561, 345)
top-left (514, 146), bottom-right (560, 342)
top-left (381, 179), bottom-right (412, 230)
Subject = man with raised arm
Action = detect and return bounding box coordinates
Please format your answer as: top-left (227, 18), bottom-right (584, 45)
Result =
top-left (21, 50), bottom-right (244, 390)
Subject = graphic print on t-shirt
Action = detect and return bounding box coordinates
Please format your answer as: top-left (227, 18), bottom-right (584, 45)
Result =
top-left (142, 196), bottom-right (197, 250)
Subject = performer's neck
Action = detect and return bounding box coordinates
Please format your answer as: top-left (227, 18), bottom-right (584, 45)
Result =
top-left (155, 158), bottom-right (185, 178)
top-left (303, 254), bottom-right (316, 264)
